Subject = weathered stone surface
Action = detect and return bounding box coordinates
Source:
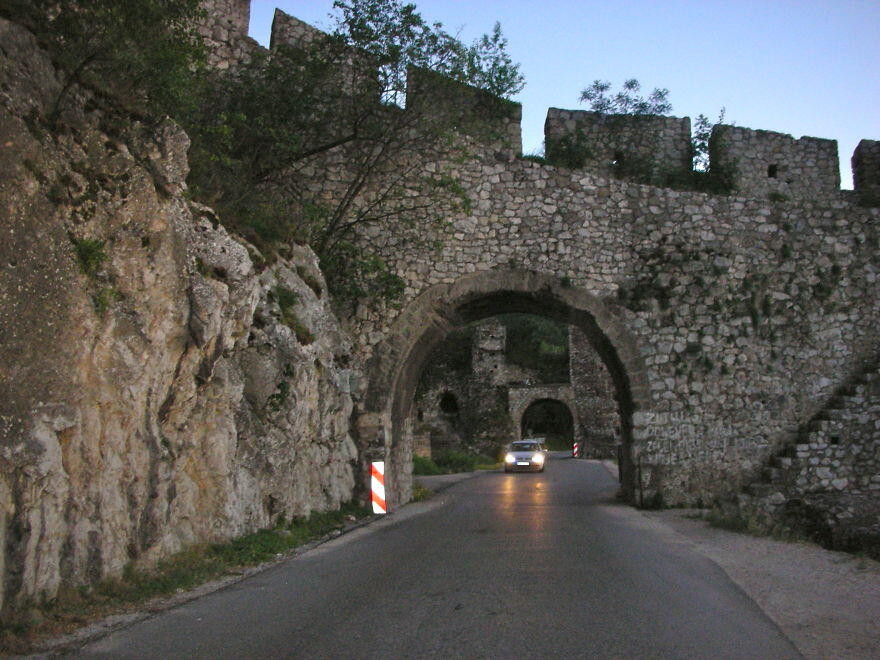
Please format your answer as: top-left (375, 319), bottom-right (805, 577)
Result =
top-left (0, 18), bottom-right (359, 610)
top-left (739, 364), bottom-right (880, 551)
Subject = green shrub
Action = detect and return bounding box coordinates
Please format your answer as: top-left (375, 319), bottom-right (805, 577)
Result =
top-left (413, 455), bottom-right (443, 475)
top-left (433, 449), bottom-right (494, 473)
top-left (296, 265), bottom-right (323, 297)
top-left (71, 236), bottom-right (107, 277)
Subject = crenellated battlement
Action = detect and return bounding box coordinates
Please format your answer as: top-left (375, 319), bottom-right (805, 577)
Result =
top-left (853, 140), bottom-right (880, 206)
top-left (544, 108), bottom-right (692, 186)
top-left (270, 7), bottom-right (326, 50)
top-left (196, 0), bottom-right (877, 204)
top-left (710, 125), bottom-right (840, 200)
top-left (406, 67), bottom-right (522, 160)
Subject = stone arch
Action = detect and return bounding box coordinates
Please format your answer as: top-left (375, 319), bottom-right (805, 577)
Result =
top-left (508, 385), bottom-right (581, 447)
top-left (518, 397), bottom-right (579, 449)
top-left (360, 269), bottom-right (651, 505)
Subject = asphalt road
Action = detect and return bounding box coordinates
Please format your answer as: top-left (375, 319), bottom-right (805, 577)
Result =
top-left (73, 455), bottom-right (801, 658)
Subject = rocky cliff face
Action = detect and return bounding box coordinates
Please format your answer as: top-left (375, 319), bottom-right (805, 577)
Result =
top-left (0, 18), bottom-right (358, 610)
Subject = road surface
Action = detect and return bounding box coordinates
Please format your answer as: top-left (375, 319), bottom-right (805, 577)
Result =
top-left (74, 455), bottom-right (801, 658)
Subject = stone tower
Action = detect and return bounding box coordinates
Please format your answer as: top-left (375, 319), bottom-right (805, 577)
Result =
top-left (467, 321), bottom-right (514, 452)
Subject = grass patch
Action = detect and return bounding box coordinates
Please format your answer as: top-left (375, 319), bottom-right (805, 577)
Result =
top-left (413, 454), bottom-right (444, 475)
top-left (70, 236), bottom-right (107, 277)
top-left (411, 484), bottom-right (434, 502)
top-left (91, 287), bottom-right (120, 317)
top-left (0, 500), bottom-right (370, 654)
top-left (412, 450), bottom-right (497, 475)
top-left (272, 284), bottom-right (314, 345)
top-left (702, 508), bottom-right (803, 543)
top-left (434, 449), bottom-right (493, 473)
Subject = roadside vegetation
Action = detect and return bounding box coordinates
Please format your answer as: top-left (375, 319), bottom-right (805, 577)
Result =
top-left (413, 450), bottom-right (498, 475)
top-left (0, 501), bottom-right (371, 654)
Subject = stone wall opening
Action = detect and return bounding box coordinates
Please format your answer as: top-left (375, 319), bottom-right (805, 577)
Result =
top-left (521, 399), bottom-right (575, 450)
top-left (439, 391), bottom-right (460, 415)
top-left (360, 269), bottom-right (651, 507)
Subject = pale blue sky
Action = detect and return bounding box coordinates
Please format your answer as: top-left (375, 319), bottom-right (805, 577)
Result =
top-left (246, 1), bottom-right (879, 189)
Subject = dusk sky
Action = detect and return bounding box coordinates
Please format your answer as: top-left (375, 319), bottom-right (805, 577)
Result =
top-left (247, 1), bottom-right (880, 189)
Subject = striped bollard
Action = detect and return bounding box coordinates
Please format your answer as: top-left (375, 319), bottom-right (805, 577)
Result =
top-left (371, 461), bottom-right (387, 514)
top-left (572, 442), bottom-right (580, 458)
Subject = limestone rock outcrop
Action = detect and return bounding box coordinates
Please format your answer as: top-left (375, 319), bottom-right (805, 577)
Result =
top-left (0, 18), bottom-right (358, 610)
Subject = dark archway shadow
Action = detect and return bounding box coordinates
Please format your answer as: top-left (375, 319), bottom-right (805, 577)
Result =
top-left (521, 398), bottom-right (575, 450)
top-left (360, 269), bottom-right (652, 506)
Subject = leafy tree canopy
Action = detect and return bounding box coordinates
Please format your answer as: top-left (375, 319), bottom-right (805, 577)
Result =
top-left (185, 0), bottom-right (525, 302)
top-left (1, 0), bottom-right (205, 121)
top-left (4, 0), bottom-right (525, 304)
top-left (579, 78), bottom-right (672, 116)
top-left (692, 108), bottom-right (726, 172)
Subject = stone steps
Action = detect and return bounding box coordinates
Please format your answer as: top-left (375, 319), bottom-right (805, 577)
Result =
top-left (744, 361), bottom-right (880, 500)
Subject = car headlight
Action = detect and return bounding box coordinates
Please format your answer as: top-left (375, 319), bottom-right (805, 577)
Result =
top-left (504, 453), bottom-right (515, 463)
top-left (532, 452), bottom-right (544, 463)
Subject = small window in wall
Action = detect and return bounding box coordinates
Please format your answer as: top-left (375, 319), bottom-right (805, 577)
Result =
top-left (417, 408), bottom-right (424, 421)
top-left (767, 164), bottom-right (778, 178)
top-left (439, 392), bottom-right (459, 415)
top-left (613, 150), bottom-right (624, 167)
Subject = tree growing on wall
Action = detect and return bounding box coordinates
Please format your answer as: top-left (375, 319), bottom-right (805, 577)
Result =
top-left (578, 78), bottom-right (729, 179)
top-left (579, 78), bottom-right (672, 116)
top-left (185, 0), bottom-right (525, 302)
top-left (4, 0), bottom-right (523, 303)
top-left (691, 108), bottom-right (726, 172)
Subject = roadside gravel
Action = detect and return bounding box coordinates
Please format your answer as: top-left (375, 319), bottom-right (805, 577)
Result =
top-left (644, 508), bottom-right (880, 660)
top-left (594, 460), bottom-right (880, 660)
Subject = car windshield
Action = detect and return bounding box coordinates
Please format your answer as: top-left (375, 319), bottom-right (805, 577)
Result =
top-left (511, 443), bottom-right (538, 452)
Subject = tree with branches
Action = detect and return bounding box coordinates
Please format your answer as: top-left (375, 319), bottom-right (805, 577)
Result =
top-left (579, 78), bottom-right (672, 116)
top-left (186, 0), bottom-right (525, 301)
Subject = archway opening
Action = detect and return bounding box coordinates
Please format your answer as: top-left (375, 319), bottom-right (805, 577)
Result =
top-left (521, 399), bottom-right (574, 450)
top-left (363, 270), bottom-right (650, 506)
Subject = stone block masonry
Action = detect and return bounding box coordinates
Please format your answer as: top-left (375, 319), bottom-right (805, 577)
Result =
top-left (853, 139), bottom-right (880, 206)
top-left (569, 328), bottom-right (617, 458)
top-left (710, 125), bottom-right (840, 201)
top-left (197, 0), bottom-right (259, 69)
top-left (545, 108), bottom-right (692, 185)
top-left (738, 364), bottom-right (880, 554)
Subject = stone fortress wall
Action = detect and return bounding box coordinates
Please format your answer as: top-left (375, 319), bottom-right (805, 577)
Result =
top-left (710, 125), bottom-right (840, 200)
top-left (853, 140), bottom-right (880, 206)
top-left (569, 328), bottom-right (618, 458)
top-left (2, 0), bottom-right (877, 613)
top-left (203, 2), bottom-right (880, 537)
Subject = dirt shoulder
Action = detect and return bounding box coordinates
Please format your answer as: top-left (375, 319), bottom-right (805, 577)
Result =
top-left (645, 508), bottom-right (880, 660)
top-left (596, 459), bottom-right (880, 659)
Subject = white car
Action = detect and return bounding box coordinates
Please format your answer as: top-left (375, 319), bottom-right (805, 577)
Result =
top-left (503, 440), bottom-right (546, 473)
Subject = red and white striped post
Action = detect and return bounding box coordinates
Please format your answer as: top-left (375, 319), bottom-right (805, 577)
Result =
top-left (572, 442), bottom-right (580, 458)
top-left (370, 461), bottom-right (387, 514)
